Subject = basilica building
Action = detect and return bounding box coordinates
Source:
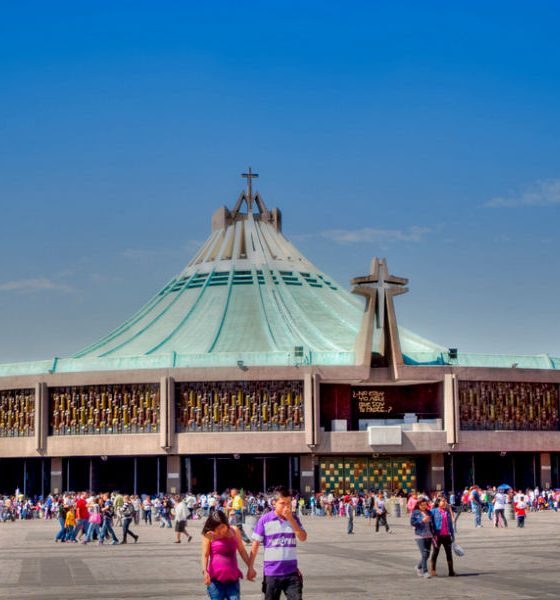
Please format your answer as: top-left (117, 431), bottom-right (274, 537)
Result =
top-left (1, 172), bottom-right (559, 496)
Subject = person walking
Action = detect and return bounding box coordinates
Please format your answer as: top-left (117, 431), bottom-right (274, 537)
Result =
top-left (64, 504), bottom-right (77, 543)
top-left (82, 497), bottom-right (102, 544)
top-left (429, 497), bottom-right (456, 577)
top-left (374, 491), bottom-right (391, 533)
top-left (249, 486), bottom-right (307, 599)
top-left (228, 489), bottom-right (251, 544)
top-left (143, 496), bottom-right (153, 525)
top-left (470, 486), bottom-right (483, 528)
top-left (54, 499), bottom-right (67, 542)
top-left (410, 496), bottom-right (434, 579)
top-left (174, 497), bottom-right (193, 543)
top-left (99, 493), bottom-right (119, 545)
top-left (121, 495), bottom-right (139, 543)
top-left (515, 499), bottom-right (527, 527)
top-left (201, 510), bottom-right (256, 600)
top-left (344, 495), bottom-right (354, 534)
top-left (493, 490), bottom-right (508, 527)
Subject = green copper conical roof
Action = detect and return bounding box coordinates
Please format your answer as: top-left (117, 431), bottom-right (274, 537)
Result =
top-left (69, 183), bottom-right (443, 368)
top-left (0, 178), bottom-right (558, 376)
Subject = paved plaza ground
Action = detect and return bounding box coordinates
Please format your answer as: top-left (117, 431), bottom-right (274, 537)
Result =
top-left (1, 510), bottom-right (559, 599)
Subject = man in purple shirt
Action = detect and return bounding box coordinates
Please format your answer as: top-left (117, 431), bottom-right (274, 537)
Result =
top-left (249, 486), bottom-right (307, 599)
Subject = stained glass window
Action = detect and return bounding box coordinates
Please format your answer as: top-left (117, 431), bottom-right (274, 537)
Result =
top-left (176, 380), bottom-right (304, 432)
top-left (0, 389), bottom-right (34, 437)
top-left (49, 384), bottom-right (160, 435)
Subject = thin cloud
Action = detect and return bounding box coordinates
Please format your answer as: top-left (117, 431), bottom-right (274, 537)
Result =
top-left (0, 278), bottom-right (74, 293)
top-left (320, 226), bottom-right (431, 244)
top-left (486, 179), bottom-right (560, 208)
top-left (123, 241), bottom-right (201, 260)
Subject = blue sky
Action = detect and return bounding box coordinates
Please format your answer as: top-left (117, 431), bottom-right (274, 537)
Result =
top-left (0, 1), bottom-right (559, 362)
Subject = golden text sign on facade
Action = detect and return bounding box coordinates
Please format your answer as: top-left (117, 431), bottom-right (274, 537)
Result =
top-left (352, 389), bottom-right (392, 414)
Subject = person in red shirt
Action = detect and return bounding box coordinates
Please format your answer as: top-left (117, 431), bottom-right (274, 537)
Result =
top-left (75, 493), bottom-right (89, 541)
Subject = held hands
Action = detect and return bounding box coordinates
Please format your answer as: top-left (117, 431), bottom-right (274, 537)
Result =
top-left (247, 566), bottom-right (257, 581)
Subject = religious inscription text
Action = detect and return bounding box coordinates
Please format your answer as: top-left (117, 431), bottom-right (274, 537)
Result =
top-left (352, 389), bottom-right (392, 414)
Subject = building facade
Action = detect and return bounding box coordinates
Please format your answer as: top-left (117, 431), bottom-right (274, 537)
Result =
top-left (1, 177), bottom-right (559, 496)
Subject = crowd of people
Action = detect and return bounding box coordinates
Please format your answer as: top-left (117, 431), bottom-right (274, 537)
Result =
top-left (0, 482), bottom-right (557, 598)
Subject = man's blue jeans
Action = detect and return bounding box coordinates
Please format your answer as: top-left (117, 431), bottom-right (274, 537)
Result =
top-left (99, 519), bottom-right (119, 543)
top-left (55, 517), bottom-right (66, 541)
top-left (473, 507), bottom-right (482, 527)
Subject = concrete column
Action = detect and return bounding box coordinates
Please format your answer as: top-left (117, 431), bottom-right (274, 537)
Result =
top-left (160, 376), bottom-right (176, 451)
top-left (50, 457), bottom-right (63, 494)
top-left (160, 376), bottom-right (167, 449)
top-left (443, 374), bottom-right (458, 445)
top-left (299, 454), bottom-right (315, 494)
top-left (429, 453), bottom-right (445, 492)
top-left (34, 382), bottom-right (48, 454)
top-left (304, 373), bottom-right (314, 446)
top-left (540, 452), bottom-right (551, 488)
top-left (166, 455), bottom-right (181, 494)
top-left (185, 457), bottom-right (192, 493)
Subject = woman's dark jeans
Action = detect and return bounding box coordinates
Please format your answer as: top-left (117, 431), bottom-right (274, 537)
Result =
top-left (416, 538), bottom-right (432, 573)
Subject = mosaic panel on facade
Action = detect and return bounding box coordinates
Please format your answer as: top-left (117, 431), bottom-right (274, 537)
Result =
top-left (320, 457), bottom-right (416, 493)
top-left (50, 384), bottom-right (160, 435)
top-left (176, 380), bottom-right (304, 432)
top-left (0, 389), bottom-right (34, 437)
top-left (459, 381), bottom-right (559, 431)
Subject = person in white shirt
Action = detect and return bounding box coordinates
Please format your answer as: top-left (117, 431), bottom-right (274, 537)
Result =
top-left (493, 491), bottom-right (508, 527)
top-left (174, 499), bottom-right (193, 543)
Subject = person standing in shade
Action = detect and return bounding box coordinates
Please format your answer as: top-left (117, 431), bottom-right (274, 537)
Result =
top-left (121, 495), bottom-right (139, 544)
top-left (249, 486), bottom-right (307, 600)
top-left (429, 497), bottom-right (456, 577)
top-left (410, 496), bottom-right (434, 579)
top-left (374, 491), bottom-right (391, 533)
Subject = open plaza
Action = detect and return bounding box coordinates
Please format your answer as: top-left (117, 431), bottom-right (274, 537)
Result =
top-left (1, 509), bottom-right (559, 600)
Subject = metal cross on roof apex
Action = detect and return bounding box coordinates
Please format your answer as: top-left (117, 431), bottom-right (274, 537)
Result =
top-left (241, 167), bottom-right (259, 210)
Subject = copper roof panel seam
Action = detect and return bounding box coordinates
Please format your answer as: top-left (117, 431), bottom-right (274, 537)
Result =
top-left (145, 267), bottom-right (216, 355)
top-left (271, 275), bottom-right (343, 351)
top-left (72, 275), bottom-right (178, 358)
top-left (98, 271), bottom-right (201, 357)
top-left (206, 270), bottom-right (235, 353)
top-left (157, 284), bottom-right (230, 353)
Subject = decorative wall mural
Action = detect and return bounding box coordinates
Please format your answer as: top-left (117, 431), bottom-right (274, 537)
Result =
top-left (50, 384), bottom-right (160, 435)
top-left (320, 456), bottom-right (416, 493)
top-left (459, 381), bottom-right (559, 431)
top-left (176, 380), bottom-right (304, 432)
top-left (0, 389), bottom-right (34, 437)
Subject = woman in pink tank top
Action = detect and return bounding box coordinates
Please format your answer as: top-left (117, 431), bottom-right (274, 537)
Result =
top-left (201, 510), bottom-right (256, 599)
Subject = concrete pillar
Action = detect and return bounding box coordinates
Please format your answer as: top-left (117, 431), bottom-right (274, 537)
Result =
top-left (429, 453), bottom-right (445, 492)
top-left (540, 452), bottom-right (551, 488)
top-left (299, 454), bottom-right (315, 494)
top-left (166, 455), bottom-right (181, 494)
top-left (34, 382), bottom-right (48, 454)
top-left (160, 376), bottom-right (175, 451)
top-left (50, 457), bottom-right (63, 494)
top-left (185, 457), bottom-right (192, 493)
top-left (443, 374), bottom-right (458, 445)
top-left (304, 373), bottom-right (314, 447)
